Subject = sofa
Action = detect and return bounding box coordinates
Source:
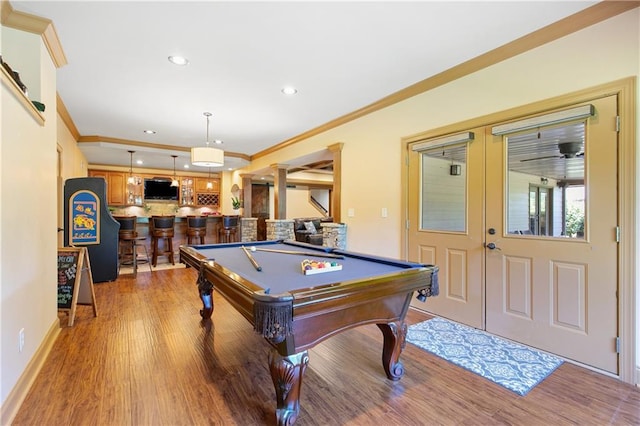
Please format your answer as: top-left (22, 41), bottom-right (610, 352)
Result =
top-left (293, 217), bottom-right (333, 245)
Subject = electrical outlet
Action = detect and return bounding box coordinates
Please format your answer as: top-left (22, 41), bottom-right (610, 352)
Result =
top-left (19, 328), bottom-right (25, 352)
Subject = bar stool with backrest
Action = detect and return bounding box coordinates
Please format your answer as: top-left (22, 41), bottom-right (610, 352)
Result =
top-left (219, 215), bottom-right (239, 243)
top-left (150, 215), bottom-right (175, 266)
top-left (186, 216), bottom-right (207, 245)
top-left (114, 215), bottom-right (137, 263)
top-left (113, 215), bottom-right (150, 276)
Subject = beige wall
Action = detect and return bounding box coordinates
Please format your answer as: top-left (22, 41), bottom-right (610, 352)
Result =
top-left (1, 27), bottom-right (59, 407)
top-left (243, 9), bottom-right (640, 259)
top-left (1, 5), bottom-right (638, 415)
top-left (57, 114), bottom-right (88, 178)
top-left (285, 187), bottom-right (323, 219)
top-left (241, 9), bottom-right (639, 379)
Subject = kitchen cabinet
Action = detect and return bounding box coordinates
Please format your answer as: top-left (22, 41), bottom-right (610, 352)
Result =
top-left (195, 178), bottom-right (219, 193)
top-left (194, 178), bottom-right (220, 206)
top-left (180, 177), bottom-right (195, 205)
top-left (89, 170), bottom-right (220, 207)
top-left (88, 170), bottom-right (127, 206)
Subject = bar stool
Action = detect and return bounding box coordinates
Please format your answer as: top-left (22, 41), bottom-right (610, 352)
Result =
top-left (113, 215), bottom-right (151, 276)
top-left (218, 215), bottom-right (239, 243)
top-left (186, 216), bottom-right (207, 245)
top-left (151, 215), bottom-right (175, 266)
top-left (113, 215), bottom-right (137, 263)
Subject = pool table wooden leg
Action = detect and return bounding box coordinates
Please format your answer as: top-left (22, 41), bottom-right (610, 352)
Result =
top-left (268, 350), bottom-right (309, 426)
top-left (377, 321), bottom-right (407, 381)
top-left (196, 266), bottom-right (214, 319)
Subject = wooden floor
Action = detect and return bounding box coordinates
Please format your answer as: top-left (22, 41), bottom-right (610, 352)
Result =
top-left (13, 267), bottom-right (640, 425)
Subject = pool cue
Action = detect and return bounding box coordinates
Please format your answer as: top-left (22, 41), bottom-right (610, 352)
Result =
top-left (241, 246), bottom-right (262, 271)
top-left (253, 248), bottom-right (344, 259)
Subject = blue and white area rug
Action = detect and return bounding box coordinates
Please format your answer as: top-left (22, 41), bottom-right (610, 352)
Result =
top-left (406, 317), bottom-right (563, 395)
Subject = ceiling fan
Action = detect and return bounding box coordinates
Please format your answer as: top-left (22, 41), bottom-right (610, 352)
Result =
top-left (520, 141), bottom-right (584, 162)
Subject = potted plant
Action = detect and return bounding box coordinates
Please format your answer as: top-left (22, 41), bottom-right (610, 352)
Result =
top-left (231, 196), bottom-right (241, 210)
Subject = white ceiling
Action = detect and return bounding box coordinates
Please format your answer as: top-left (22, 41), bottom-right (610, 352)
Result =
top-left (14, 1), bottom-right (597, 173)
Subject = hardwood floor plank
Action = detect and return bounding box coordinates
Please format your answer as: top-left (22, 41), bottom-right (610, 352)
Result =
top-left (11, 266), bottom-right (639, 426)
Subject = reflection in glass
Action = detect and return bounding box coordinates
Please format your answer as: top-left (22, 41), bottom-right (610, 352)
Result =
top-left (506, 122), bottom-right (585, 239)
top-left (420, 144), bottom-right (466, 232)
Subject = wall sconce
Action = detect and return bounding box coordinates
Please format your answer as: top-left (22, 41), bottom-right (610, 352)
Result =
top-left (541, 177), bottom-right (549, 185)
top-left (450, 164), bottom-right (461, 176)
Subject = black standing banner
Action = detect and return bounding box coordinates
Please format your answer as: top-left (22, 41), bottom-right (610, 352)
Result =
top-left (57, 247), bottom-right (98, 326)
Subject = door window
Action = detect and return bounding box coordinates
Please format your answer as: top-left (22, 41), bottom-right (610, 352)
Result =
top-left (420, 143), bottom-right (467, 232)
top-left (506, 122), bottom-right (585, 239)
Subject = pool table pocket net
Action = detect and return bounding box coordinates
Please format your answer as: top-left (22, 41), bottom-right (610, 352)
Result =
top-left (253, 298), bottom-right (293, 343)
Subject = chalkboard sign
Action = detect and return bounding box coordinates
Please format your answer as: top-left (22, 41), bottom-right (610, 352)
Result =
top-left (57, 247), bottom-right (97, 326)
top-left (58, 249), bottom-right (80, 309)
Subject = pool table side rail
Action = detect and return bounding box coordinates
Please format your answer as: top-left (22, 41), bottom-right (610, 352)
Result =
top-left (287, 267), bottom-right (437, 353)
top-left (181, 245), bottom-right (294, 326)
top-left (180, 245), bottom-right (438, 354)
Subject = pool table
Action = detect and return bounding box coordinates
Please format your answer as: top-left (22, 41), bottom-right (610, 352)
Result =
top-left (180, 240), bottom-right (438, 425)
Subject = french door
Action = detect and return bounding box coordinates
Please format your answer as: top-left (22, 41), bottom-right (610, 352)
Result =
top-left (407, 95), bottom-right (619, 373)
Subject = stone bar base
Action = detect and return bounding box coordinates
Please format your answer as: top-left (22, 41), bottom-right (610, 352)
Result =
top-left (240, 217), bottom-right (258, 242)
top-left (322, 222), bottom-right (347, 249)
top-left (266, 219), bottom-right (295, 241)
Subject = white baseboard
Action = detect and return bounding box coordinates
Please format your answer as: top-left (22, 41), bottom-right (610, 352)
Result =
top-left (0, 318), bottom-right (60, 425)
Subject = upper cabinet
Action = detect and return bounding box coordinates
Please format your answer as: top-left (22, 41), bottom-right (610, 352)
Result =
top-left (88, 170), bottom-right (127, 206)
top-left (89, 170), bottom-right (220, 207)
top-left (180, 177), bottom-right (195, 205)
top-left (195, 178), bottom-right (219, 193)
top-left (194, 178), bottom-right (220, 207)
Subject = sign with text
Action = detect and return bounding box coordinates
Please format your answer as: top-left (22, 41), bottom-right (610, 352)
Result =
top-left (69, 190), bottom-right (100, 245)
top-left (57, 250), bottom-right (80, 309)
top-left (57, 247), bottom-right (98, 326)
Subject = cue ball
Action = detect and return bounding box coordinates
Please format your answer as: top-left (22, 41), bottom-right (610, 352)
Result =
top-left (250, 246), bottom-right (256, 252)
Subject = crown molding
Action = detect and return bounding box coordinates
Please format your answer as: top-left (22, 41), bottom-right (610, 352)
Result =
top-left (251, 0), bottom-right (639, 160)
top-left (77, 135), bottom-right (250, 161)
top-left (57, 94), bottom-right (80, 140)
top-left (1, 0), bottom-right (67, 68)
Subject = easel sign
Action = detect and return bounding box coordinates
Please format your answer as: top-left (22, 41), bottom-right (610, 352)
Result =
top-left (57, 247), bottom-right (98, 326)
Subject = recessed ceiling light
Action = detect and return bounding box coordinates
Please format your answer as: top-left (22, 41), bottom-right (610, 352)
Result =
top-left (213, 139), bottom-right (223, 145)
top-left (168, 55), bottom-right (189, 66)
top-left (136, 160), bottom-right (143, 165)
top-left (183, 164), bottom-right (189, 169)
top-left (281, 86), bottom-right (297, 95)
top-left (143, 129), bottom-right (156, 134)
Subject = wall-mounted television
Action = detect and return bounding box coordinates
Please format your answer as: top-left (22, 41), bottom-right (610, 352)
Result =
top-left (144, 178), bottom-right (178, 200)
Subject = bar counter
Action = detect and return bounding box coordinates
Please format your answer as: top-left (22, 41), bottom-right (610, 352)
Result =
top-left (124, 215), bottom-right (225, 264)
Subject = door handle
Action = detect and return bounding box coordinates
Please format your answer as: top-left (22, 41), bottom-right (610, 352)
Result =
top-left (484, 242), bottom-right (501, 251)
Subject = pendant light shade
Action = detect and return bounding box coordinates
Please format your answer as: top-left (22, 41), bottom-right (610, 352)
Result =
top-left (191, 112), bottom-right (224, 167)
top-left (127, 150), bottom-right (136, 184)
top-left (170, 155), bottom-right (179, 187)
top-left (206, 167), bottom-right (213, 189)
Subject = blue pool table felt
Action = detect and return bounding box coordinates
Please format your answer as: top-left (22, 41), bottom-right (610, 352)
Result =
top-left (190, 241), bottom-right (423, 295)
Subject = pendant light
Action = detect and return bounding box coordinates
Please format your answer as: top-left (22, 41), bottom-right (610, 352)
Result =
top-left (127, 150), bottom-right (136, 184)
top-left (191, 112), bottom-right (224, 167)
top-left (206, 167), bottom-right (213, 189)
top-left (170, 155), bottom-right (179, 187)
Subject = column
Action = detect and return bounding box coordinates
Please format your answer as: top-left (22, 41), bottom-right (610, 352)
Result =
top-left (271, 164), bottom-right (288, 219)
top-left (240, 217), bottom-right (258, 242)
top-left (241, 173), bottom-right (254, 218)
top-left (328, 143), bottom-right (343, 223)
